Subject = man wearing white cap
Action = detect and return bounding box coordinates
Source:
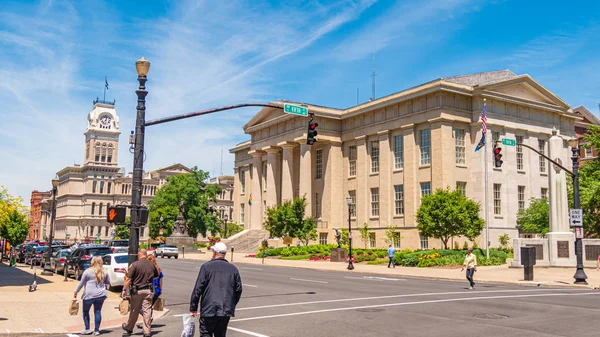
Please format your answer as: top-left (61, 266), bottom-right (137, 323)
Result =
top-left (190, 242), bottom-right (243, 337)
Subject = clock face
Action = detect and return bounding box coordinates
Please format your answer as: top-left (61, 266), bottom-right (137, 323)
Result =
top-left (99, 115), bottom-right (112, 127)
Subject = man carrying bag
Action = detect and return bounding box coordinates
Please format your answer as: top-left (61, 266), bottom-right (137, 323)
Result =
top-left (121, 249), bottom-right (158, 337)
top-left (189, 242), bottom-right (242, 337)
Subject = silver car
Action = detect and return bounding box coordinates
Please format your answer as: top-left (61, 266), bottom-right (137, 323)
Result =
top-left (50, 249), bottom-right (71, 275)
top-left (156, 244), bottom-right (179, 259)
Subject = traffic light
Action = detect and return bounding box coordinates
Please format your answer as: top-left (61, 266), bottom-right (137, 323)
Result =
top-left (107, 206), bottom-right (127, 224)
top-left (493, 146), bottom-right (503, 168)
top-left (306, 116), bottom-right (318, 145)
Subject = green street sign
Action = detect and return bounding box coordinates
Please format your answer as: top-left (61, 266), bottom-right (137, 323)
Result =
top-left (283, 103), bottom-right (308, 117)
top-left (501, 138), bottom-right (516, 146)
top-left (65, 234), bottom-right (71, 237)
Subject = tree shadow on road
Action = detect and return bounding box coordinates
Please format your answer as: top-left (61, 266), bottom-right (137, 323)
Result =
top-left (0, 262), bottom-right (52, 287)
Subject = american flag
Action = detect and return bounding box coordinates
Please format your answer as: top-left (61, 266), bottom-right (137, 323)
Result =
top-left (475, 101), bottom-right (487, 152)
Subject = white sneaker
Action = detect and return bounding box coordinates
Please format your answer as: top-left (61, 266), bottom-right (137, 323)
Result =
top-left (80, 330), bottom-right (93, 335)
top-left (93, 332), bottom-right (100, 336)
top-left (468, 286), bottom-right (473, 290)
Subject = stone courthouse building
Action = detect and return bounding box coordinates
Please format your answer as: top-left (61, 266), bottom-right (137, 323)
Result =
top-left (47, 100), bottom-right (190, 243)
top-left (230, 70), bottom-right (580, 250)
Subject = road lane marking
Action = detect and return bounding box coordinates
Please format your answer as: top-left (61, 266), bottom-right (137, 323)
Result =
top-left (236, 288), bottom-right (580, 311)
top-left (242, 267), bottom-right (263, 271)
top-left (345, 276), bottom-right (406, 281)
top-left (244, 284), bottom-right (258, 288)
top-left (289, 278), bottom-right (328, 284)
top-left (228, 326), bottom-right (270, 337)
top-left (232, 291), bottom-right (600, 322)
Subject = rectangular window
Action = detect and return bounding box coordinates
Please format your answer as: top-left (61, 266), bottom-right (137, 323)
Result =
top-left (370, 141), bottom-right (379, 173)
top-left (348, 146), bottom-right (357, 177)
top-left (516, 136), bottom-right (524, 170)
top-left (541, 188), bottom-right (548, 199)
top-left (586, 146), bottom-right (593, 158)
top-left (140, 226), bottom-right (145, 238)
top-left (370, 188), bottom-right (380, 217)
top-left (99, 203), bottom-right (103, 216)
top-left (92, 181), bottom-right (97, 193)
top-left (420, 235), bottom-right (429, 250)
top-left (369, 232), bottom-right (376, 248)
top-left (392, 232), bottom-right (401, 249)
top-left (263, 162), bottom-right (267, 191)
top-left (240, 203), bottom-right (245, 225)
top-left (315, 192), bottom-right (321, 218)
top-left (107, 182), bottom-right (112, 194)
top-left (319, 233), bottom-right (328, 245)
top-left (105, 226), bottom-right (109, 237)
top-left (394, 185), bottom-right (404, 215)
top-left (456, 182), bottom-right (467, 196)
top-left (518, 186), bottom-right (525, 211)
top-left (349, 190), bottom-right (356, 217)
top-left (454, 129), bottom-right (466, 165)
top-left (538, 140), bottom-right (546, 173)
top-left (99, 181), bottom-right (104, 194)
top-left (240, 170), bottom-right (246, 194)
top-left (91, 203), bottom-right (95, 215)
top-left (420, 129), bottom-right (431, 165)
top-left (420, 182), bottom-right (431, 198)
top-left (494, 183), bottom-right (502, 215)
top-left (394, 135), bottom-right (403, 169)
top-left (316, 149), bottom-right (323, 179)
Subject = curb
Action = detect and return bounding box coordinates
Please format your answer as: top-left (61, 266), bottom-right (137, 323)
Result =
top-left (64, 308), bottom-right (171, 334)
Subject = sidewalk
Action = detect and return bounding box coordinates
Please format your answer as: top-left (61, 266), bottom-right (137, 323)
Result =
top-left (185, 252), bottom-right (600, 289)
top-left (0, 262), bottom-right (168, 334)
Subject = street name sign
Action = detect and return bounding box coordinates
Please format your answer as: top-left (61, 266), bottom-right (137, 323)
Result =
top-left (283, 103), bottom-right (308, 117)
top-left (502, 138), bottom-right (516, 146)
top-left (570, 209), bottom-right (583, 227)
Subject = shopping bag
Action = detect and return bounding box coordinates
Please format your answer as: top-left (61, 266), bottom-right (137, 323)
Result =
top-left (69, 300), bottom-right (79, 316)
top-left (181, 314), bottom-right (196, 337)
top-left (119, 299), bottom-right (129, 315)
top-left (153, 298), bottom-right (165, 311)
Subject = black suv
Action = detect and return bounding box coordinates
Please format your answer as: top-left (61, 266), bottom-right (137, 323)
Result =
top-left (65, 245), bottom-right (112, 280)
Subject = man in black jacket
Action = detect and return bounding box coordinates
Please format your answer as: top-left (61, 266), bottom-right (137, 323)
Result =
top-left (190, 242), bottom-right (242, 337)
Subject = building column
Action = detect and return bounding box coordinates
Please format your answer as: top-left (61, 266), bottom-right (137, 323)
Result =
top-left (249, 150), bottom-right (265, 230)
top-left (299, 143), bottom-right (313, 216)
top-left (279, 142), bottom-right (297, 202)
top-left (265, 147), bottom-right (281, 207)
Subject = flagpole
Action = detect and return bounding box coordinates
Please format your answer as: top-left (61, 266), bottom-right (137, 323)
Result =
top-left (104, 76), bottom-right (107, 102)
top-left (484, 98), bottom-right (490, 259)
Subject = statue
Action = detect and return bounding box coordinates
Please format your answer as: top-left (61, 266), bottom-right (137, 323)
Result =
top-left (172, 199), bottom-right (189, 236)
top-left (334, 228), bottom-right (341, 248)
top-left (179, 199), bottom-right (185, 215)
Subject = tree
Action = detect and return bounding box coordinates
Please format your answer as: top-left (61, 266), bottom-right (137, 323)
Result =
top-left (264, 197), bottom-right (317, 246)
top-left (416, 188), bottom-right (485, 249)
top-left (224, 222), bottom-right (244, 237)
top-left (516, 197), bottom-right (549, 235)
top-left (1, 209), bottom-right (29, 247)
top-left (498, 233), bottom-right (510, 248)
top-left (359, 223), bottom-right (370, 249)
top-left (384, 225), bottom-right (399, 246)
top-left (339, 228), bottom-right (349, 246)
top-left (0, 187), bottom-right (26, 238)
top-left (148, 167), bottom-right (220, 239)
top-left (114, 216), bottom-right (130, 240)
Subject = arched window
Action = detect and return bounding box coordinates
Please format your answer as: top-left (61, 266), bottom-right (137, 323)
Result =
top-left (99, 181), bottom-right (104, 194)
top-left (107, 144), bottom-right (113, 163)
top-left (91, 202), bottom-right (96, 215)
top-left (92, 181), bottom-right (97, 193)
top-left (121, 184), bottom-right (125, 194)
top-left (105, 226), bottom-right (109, 236)
top-left (101, 143), bottom-right (107, 162)
top-left (95, 143), bottom-right (101, 162)
top-left (107, 182), bottom-right (112, 194)
top-left (99, 203), bottom-right (103, 215)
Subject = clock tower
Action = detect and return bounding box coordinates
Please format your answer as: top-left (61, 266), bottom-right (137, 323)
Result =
top-left (84, 101), bottom-right (121, 166)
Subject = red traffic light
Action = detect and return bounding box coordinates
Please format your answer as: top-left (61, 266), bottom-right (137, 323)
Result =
top-left (309, 122), bottom-right (318, 130)
top-left (494, 148), bottom-right (501, 155)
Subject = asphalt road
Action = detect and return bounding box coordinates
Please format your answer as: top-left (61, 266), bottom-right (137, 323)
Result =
top-left (46, 258), bottom-right (600, 337)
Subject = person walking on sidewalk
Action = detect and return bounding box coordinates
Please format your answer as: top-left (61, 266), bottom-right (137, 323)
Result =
top-left (190, 242), bottom-right (243, 337)
top-left (461, 248), bottom-right (477, 290)
top-left (387, 244), bottom-right (396, 268)
top-left (137, 254), bottom-right (163, 329)
top-left (122, 249), bottom-right (158, 337)
top-left (73, 256), bottom-right (110, 336)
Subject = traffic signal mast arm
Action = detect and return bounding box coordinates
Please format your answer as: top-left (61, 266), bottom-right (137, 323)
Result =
top-left (494, 140), bottom-right (575, 177)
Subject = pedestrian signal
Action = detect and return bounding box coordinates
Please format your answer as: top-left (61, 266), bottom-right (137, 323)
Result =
top-left (493, 146), bottom-right (503, 168)
top-left (107, 206), bottom-right (127, 224)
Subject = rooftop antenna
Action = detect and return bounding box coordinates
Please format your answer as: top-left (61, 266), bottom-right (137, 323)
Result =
top-left (371, 53), bottom-right (377, 100)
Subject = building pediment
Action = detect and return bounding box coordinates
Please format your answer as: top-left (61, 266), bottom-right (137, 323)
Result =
top-left (150, 163), bottom-right (192, 175)
top-left (475, 75), bottom-right (571, 112)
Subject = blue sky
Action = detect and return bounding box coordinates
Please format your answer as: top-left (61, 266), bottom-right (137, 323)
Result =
top-left (1, 0), bottom-right (599, 201)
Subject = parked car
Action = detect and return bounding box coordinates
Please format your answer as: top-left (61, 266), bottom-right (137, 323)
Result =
top-left (49, 248), bottom-right (71, 274)
top-left (30, 246), bottom-right (49, 266)
top-left (39, 245), bottom-right (70, 268)
top-left (101, 253), bottom-right (128, 289)
top-left (156, 244), bottom-right (179, 259)
top-left (17, 243), bottom-right (38, 263)
top-left (65, 245), bottom-right (113, 280)
top-left (107, 240), bottom-right (129, 254)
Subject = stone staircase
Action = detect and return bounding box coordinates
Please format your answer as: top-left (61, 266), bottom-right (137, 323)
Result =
top-left (224, 229), bottom-right (271, 253)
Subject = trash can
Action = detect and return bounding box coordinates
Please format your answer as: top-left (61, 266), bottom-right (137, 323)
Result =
top-left (520, 246), bottom-right (536, 281)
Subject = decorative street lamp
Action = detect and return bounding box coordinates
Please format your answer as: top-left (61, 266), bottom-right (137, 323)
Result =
top-left (568, 138), bottom-right (587, 284)
top-left (346, 195), bottom-right (354, 270)
top-left (128, 56), bottom-right (150, 266)
top-left (42, 178), bottom-right (59, 276)
top-left (223, 214), bottom-right (229, 239)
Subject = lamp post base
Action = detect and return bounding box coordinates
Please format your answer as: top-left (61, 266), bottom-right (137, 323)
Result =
top-left (573, 268), bottom-right (588, 285)
top-left (40, 269), bottom-right (54, 276)
top-left (347, 262), bottom-right (354, 270)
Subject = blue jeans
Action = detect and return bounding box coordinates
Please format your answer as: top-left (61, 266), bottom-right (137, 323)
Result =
top-left (466, 268), bottom-right (475, 287)
top-left (388, 257), bottom-right (395, 268)
top-left (82, 296), bottom-right (106, 331)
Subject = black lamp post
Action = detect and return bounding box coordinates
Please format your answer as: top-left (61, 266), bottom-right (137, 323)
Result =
top-left (223, 214), bottom-right (229, 239)
top-left (128, 57), bottom-right (150, 266)
top-left (346, 195), bottom-right (354, 270)
top-left (41, 178), bottom-right (59, 276)
top-left (569, 138), bottom-right (587, 285)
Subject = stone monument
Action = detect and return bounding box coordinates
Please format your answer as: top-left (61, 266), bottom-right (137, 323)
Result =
top-left (166, 200), bottom-right (196, 250)
top-left (512, 129), bottom-right (575, 267)
top-left (330, 228), bottom-right (347, 262)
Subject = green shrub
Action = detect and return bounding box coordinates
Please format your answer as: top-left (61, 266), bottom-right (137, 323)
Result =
top-left (376, 251), bottom-right (387, 258)
top-left (280, 255), bottom-right (311, 260)
top-left (394, 248), bottom-right (506, 267)
top-left (366, 259), bottom-right (389, 265)
top-left (140, 243), bottom-right (148, 249)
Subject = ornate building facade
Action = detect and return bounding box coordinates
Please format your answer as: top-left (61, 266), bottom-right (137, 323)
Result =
top-left (230, 70), bottom-right (580, 250)
top-left (48, 101), bottom-right (190, 243)
top-left (573, 105), bottom-right (600, 164)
